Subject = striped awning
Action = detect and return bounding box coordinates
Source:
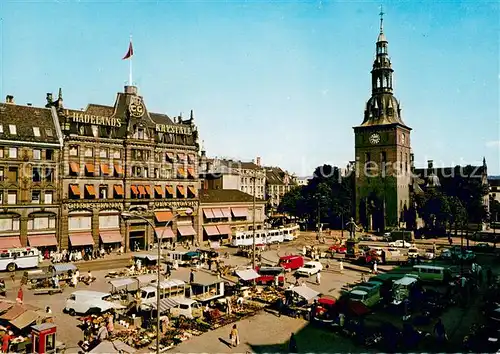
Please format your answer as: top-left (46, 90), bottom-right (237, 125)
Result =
top-left (150, 298), bottom-right (180, 314)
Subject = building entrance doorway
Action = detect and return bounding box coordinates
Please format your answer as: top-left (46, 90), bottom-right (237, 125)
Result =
top-left (129, 230), bottom-right (145, 251)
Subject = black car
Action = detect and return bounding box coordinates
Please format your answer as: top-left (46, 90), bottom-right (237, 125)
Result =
top-left (472, 243), bottom-right (496, 253)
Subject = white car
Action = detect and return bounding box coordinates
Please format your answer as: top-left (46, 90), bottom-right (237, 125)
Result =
top-left (389, 240), bottom-right (413, 248)
top-left (424, 249), bottom-right (435, 260)
top-left (296, 261), bottom-right (323, 276)
top-left (407, 248), bottom-right (419, 258)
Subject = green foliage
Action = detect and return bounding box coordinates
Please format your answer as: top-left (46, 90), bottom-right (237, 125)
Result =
top-left (278, 164), bottom-right (353, 228)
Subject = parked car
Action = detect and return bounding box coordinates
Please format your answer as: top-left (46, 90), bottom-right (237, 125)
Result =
top-left (359, 235), bottom-right (373, 241)
top-left (278, 255), bottom-right (304, 271)
top-left (407, 247), bottom-right (419, 259)
top-left (456, 250), bottom-right (476, 262)
top-left (328, 244), bottom-right (347, 254)
top-left (424, 249), bottom-right (435, 260)
top-left (472, 243), bottom-right (496, 253)
top-left (255, 266), bottom-right (285, 285)
top-left (440, 249), bottom-right (452, 260)
top-left (296, 261), bottom-right (323, 276)
top-left (389, 240), bottom-right (413, 248)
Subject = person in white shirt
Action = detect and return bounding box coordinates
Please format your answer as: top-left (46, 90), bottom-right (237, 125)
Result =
top-left (316, 272), bottom-right (321, 285)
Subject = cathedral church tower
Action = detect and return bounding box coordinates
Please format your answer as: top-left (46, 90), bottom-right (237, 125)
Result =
top-left (353, 10), bottom-right (412, 231)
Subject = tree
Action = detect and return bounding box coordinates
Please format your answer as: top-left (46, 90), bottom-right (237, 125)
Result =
top-left (278, 186), bottom-right (303, 217)
top-left (490, 199), bottom-right (500, 223)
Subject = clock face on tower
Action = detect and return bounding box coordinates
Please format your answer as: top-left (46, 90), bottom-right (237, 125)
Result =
top-left (369, 133), bottom-right (381, 145)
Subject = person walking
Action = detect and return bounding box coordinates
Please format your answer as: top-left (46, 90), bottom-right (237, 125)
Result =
top-left (433, 318), bottom-right (447, 344)
top-left (166, 263), bottom-right (171, 278)
top-left (189, 270), bottom-right (195, 283)
top-left (339, 260), bottom-right (344, 274)
top-left (288, 333), bottom-right (298, 353)
top-left (229, 324), bottom-right (239, 347)
top-left (316, 271), bottom-right (321, 285)
top-left (373, 261), bottom-right (378, 275)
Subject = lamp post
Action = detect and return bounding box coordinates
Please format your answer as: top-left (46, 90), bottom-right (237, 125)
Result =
top-left (121, 209), bottom-right (192, 354)
top-left (252, 172), bottom-right (257, 269)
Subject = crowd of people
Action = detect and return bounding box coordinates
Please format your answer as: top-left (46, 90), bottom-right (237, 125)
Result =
top-left (41, 246), bottom-right (124, 263)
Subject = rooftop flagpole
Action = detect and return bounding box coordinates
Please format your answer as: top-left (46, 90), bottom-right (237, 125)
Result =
top-left (122, 35), bottom-right (134, 85)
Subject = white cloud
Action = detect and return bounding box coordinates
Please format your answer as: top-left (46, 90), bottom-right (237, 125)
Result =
top-left (486, 140), bottom-right (500, 148)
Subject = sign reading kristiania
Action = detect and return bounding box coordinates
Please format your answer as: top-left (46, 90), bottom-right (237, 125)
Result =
top-left (155, 124), bottom-right (192, 135)
top-left (65, 110), bottom-right (122, 127)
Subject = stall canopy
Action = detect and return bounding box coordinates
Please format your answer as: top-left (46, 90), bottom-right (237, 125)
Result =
top-left (134, 274), bottom-right (158, 287)
top-left (0, 304), bottom-right (29, 320)
top-left (236, 269), bottom-right (260, 281)
top-left (135, 254), bottom-right (159, 262)
top-left (0, 236), bottom-right (22, 249)
top-left (69, 232), bottom-right (95, 247)
top-left (27, 234), bottom-right (58, 247)
top-left (149, 298), bottom-right (180, 314)
top-left (89, 340), bottom-right (136, 353)
top-left (0, 302), bottom-right (14, 314)
top-left (51, 263), bottom-right (78, 274)
top-left (177, 225), bottom-right (196, 236)
top-left (290, 285), bottom-right (320, 301)
top-left (9, 310), bottom-right (41, 330)
top-left (109, 278), bottom-right (137, 292)
top-left (203, 226), bottom-right (219, 237)
top-left (100, 230), bottom-right (122, 244)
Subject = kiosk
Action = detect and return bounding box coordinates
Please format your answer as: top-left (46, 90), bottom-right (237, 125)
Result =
top-left (31, 323), bottom-right (56, 354)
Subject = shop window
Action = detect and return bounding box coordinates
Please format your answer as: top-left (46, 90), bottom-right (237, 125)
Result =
top-left (8, 148), bottom-right (17, 159)
top-left (44, 191), bottom-right (53, 204)
top-left (28, 216), bottom-right (56, 230)
top-left (32, 167), bottom-right (42, 182)
top-left (68, 215), bottom-right (91, 231)
top-left (31, 190), bottom-right (40, 204)
top-left (99, 185), bottom-right (108, 199)
top-left (0, 217), bottom-right (19, 231)
top-left (7, 191), bottom-right (17, 205)
top-left (69, 146), bottom-right (79, 156)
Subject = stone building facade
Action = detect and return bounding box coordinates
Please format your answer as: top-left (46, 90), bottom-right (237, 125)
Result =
top-left (0, 96), bottom-right (62, 250)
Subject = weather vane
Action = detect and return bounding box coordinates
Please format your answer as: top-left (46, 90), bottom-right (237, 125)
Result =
top-left (379, 4), bottom-right (384, 32)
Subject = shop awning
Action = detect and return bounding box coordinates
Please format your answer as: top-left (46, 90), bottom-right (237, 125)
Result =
top-left (177, 185), bottom-right (186, 196)
top-left (220, 208), bottom-right (231, 218)
top-left (69, 162), bottom-right (79, 174)
top-left (187, 185), bottom-right (197, 196)
top-left (100, 164), bottom-right (110, 175)
top-left (216, 225), bottom-right (232, 235)
top-left (85, 163), bottom-right (95, 174)
top-left (203, 226), bottom-right (220, 236)
top-left (100, 230), bottom-right (122, 244)
top-left (166, 152), bottom-right (175, 161)
top-left (0, 237), bottom-right (22, 249)
top-left (177, 153), bottom-right (186, 161)
top-left (154, 227), bottom-right (174, 238)
top-left (155, 211), bottom-right (173, 223)
top-left (150, 298), bottom-right (180, 314)
top-left (290, 285), bottom-right (320, 301)
top-left (187, 168), bottom-right (196, 178)
top-left (236, 269), bottom-right (260, 281)
top-left (145, 185), bottom-right (153, 196)
top-left (9, 310), bottom-right (40, 330)
top-left (165, 185), bottom-right (174, 196)
top-left (212, 208), bottom-right (224, 218)
top-left (131, 185), bottom-right (139, 195)
top-left (137, 185), bottom-right (146, 195)
top-left (177, 225), bottom-right (196, 236)
top-left (69, 232), bottom-right (94, 246)
top-left (203, 209), bottom-right (214, 218)
top-left (85, 185), bottom-right (96, 196)
top-left (154, 185), bottom-right (163, 196)
top-left (231, 207), bottom-right (248, 217)
top-left (114, 164), bottom-right (123, 175)
top-left (0, 304), bottom-right (26, 320)
top-left (70, 184), bottom-right (80, 196)
top-left (27, 234), bottom-right (57, 247)
top-left (114, 185), bottom-right (124, 196)
top-left (177, 167), bottom-right (186, 178)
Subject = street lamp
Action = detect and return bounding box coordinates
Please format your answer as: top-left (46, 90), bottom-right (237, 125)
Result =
top-left (252, 172), bottom-right (257, 269)
top-left (121, 208), bottom-right (192, 354)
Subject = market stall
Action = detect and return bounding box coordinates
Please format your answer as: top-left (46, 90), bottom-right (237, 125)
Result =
top-left (283, 285), bottom-right (320, 319)
top-left (235, 269), bottom-right (260, 285)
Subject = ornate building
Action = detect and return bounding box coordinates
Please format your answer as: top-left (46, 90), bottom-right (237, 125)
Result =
top-left (0, 96), bottom-right (62, 249)
top-left (353, 14), bottom-right (412, 230)
top-left (52, 85), bottom-right (200, 251)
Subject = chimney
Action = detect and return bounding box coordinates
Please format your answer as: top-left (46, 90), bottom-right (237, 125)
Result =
top-left (5, 95), bottom-right (14, 104)
top-left (427, 160), bottom-right (434, 169)
top-left (256, 157), bottom-right (261, 166)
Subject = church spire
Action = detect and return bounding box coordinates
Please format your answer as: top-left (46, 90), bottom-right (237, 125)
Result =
top-left (371, 7), bottom-right (393, 95)
top-left (379, 4), bottom-right (384, 33)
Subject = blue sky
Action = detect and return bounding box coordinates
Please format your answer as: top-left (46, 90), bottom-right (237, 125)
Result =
top-left (0, 0), bottom-right (498, 176)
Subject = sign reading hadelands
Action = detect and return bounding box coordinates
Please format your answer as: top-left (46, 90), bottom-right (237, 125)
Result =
top-left (65, 110), bottom-right (122, 127)
top-left (155, 124), bottom-right (192, 135)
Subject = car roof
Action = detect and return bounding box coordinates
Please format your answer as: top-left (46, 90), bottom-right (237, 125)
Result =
top-left (350, 289), bottom-right (367, 296)
top-left (176, 298), bottom-right (197, 305)
top-left (71, 290), bottom-right (110, 298)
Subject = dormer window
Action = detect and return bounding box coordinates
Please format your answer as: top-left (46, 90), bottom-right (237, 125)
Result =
top-left (33, 127), bottom-right (40, 137)
top-left (9, 125), bottom-right (16, 135)
top-left (45, 129), bottom-right (53, 137)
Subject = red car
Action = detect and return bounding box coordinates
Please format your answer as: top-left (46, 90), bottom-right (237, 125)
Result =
top-left (254, 266), bottom-right (285, 286)
top-left (329, 245), bottom-right (347, 254)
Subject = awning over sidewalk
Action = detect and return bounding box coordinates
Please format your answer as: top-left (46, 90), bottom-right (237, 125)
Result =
top-left (216, 225), bottom-right (232, 235)
top-left (177, 225), bottom-right (196, 236)
top-left (236, 269), bottom-right (260, 281)
top-left (154, 227), bottom-right (175, 238)
top-left (0, 236), bottom-right (22, 249)
top-left (203, 226), bottom-right (220, 237)
top-left (231, 207), bottom-right (248, 217)
top-left (27, 234), bottom-right (57, 247)
top-left (100, 230), bottom-right (122, 244)
top-left (155, 211), bottom-right (173, 223)
top-left (69, 232), bottom-right (94, 247)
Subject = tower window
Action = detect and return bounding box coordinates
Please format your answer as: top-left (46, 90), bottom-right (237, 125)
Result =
top-left (365, 152), bottom-right (371, 163)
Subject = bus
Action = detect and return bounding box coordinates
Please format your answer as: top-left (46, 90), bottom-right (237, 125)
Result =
top-left (231, 224), bottom-right (299, 247)
top-left (0, 247), bottom-right (40, 272)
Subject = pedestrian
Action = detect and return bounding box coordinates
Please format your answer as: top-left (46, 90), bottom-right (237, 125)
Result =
top-left (302, 246), bottom-right (306, 256)
top-left (166, 263), bottom-right (171, 278)
top-left (316, 272), bottom-right (321, 285)
top-left (227, 298), bottom-right (232, 315)
top-left (87, 271), bottom-right (93, 284)
top-left (373, 261), bottom-right (378, 274)
top-left (190, 270), bottom-right (195, 283)
top-left (432, 242), bottom-right (437, 255)
top-left (2, 331), bottom-right (12, 353)
top-left (360, 272), bottom-right (366, 282)
top-left (229, 324), bottom-right (239, 347)
top-left (433, 318), bottom-right (447, 344)
top-left (106, 315), bottom-right (114, 336)
top-left (288, 333), bottom-right (298, 353)
top-left (97, 323), bottom-right (108, 343)
top-left (16, 287), bottom-right (23, 304)
top-left (339, 260), bottom-right (344, 274)
top-left (448, 237), bottom-right (453, 246)
top-left (46, 306), bottom-right (52, 314)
